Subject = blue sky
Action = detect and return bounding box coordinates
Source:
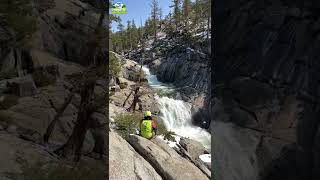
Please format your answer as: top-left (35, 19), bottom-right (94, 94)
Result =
top-left (110, 0), bottom-right (173, 32)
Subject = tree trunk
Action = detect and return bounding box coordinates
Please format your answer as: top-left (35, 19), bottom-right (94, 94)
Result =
top-left (55, 80), bottom-right (95, 162)
top-left (122, 91), bottom-right (133, 107)
top-left (128, 86), bottom-right (140, 112)
top-left (43, 92), bottom-right (74, 143)
top-left (127, 61), bottom-right (144, 112)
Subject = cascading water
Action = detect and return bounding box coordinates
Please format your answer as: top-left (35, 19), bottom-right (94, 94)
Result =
top-left (142, 66), bottom-right (211, 151)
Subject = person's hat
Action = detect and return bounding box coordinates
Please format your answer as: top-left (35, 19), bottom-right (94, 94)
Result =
top-left (144, 111), bottom-right (152, 117)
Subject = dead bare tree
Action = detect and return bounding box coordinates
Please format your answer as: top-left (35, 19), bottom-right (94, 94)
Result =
top-left (54, 0), bottom-right (108, 162)
top-left (122, 91), bottom-right (133, 107)
top-left (43, 91), bottom-right (75, 143)
top-left (54, 80), bottom-right (96, 162)
top-left (126, 58), bottom-right (145, 112)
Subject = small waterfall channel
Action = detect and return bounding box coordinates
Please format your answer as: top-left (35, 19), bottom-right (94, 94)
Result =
top-left (142, 66), bottom-right (211, 163)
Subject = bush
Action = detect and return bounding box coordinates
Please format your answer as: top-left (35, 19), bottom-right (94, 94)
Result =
top-left (109, 52), bottom-right (121, 77)
top-left (9, 161), bottom-right (105, 180)
top-left (119, 82), bottom-right (128, 89)
top-left (109, 90), bottom-right (115, 97)
top-left (157, 122), bottom-right (167, 135)
top-left (156, 121), bottom-right (176, 141)
top-left (0, 95), bottom-right (19, 110)
top-left (32, 70), bottom-right (56, 87)
top-left (163, 131), bottom-right (176, 142)
top-left (113, 112), bottom-right (141, 138)
top-left (128, 70), bottom-right (146, 82)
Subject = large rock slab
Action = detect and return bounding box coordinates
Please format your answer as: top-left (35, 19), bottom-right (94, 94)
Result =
top-left (127, 135), bottom-right (209, 180)
top-left (0, 133), bottom-right (58, 178)
top-left (179, 137), bottom-right (208, 161)
top-left (6, 76), bottom-right (37, 97)
top-left (30, 49), bottom-right (83, 78)
top-left (211, 121), bottom-right (261, 180)
top-left (109, 131), bottom-right (162, 180)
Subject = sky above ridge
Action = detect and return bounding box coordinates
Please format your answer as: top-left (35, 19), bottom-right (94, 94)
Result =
top-left (110, 0), bottom-right (173, 32)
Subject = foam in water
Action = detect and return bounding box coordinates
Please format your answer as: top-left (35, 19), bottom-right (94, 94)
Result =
top-left (142, 66), bottom-right (211, 151)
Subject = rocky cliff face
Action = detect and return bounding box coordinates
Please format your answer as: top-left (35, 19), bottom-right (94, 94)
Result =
top-left (0, 0), bottom-right (108, 178)
top-left (130, 30), bottom-right (212, 128)
top-left (0, 0), bottom-right (106, 72)
top-left (213, 0), bottom-right (320, 180)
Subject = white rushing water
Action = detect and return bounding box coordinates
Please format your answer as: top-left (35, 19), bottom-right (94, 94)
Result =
top-left (142, 66), bottom-right (211, 151)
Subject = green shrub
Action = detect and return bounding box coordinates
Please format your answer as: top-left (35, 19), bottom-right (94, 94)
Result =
top-left (119, 82), bottom-right (128, 89)
top-left (9, 161), bottom-right (105, 180)
top-left (109, 52), bottom-right (121, 77)
top-left (163, 131), bottom-right (176, 142)
top-left (109, 91), bottom-right (115, 97)
top-left (157, 122), bottom-right (167, 135)
top-left (32, 70), bottom-right (56, 87)
top-left (113, 112), bottom-right (141, 138)
top-left (0, 95), bottom-right (19, 110)
top-left (155, 47), bottom-right (161, 55)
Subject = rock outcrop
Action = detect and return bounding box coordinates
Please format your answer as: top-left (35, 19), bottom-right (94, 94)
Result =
top-left (109, 131), bottom-right (162, 180)
top-left (127, 135), bottom-right (209, 180)
top-left (0, 0), bottom-right (108, 178)
top-left (0, 132), bottom-right (58, 178)
top-left (213, 0), bottom-right (320, 180)
top-left (31, 0), bottom-right (107, 65)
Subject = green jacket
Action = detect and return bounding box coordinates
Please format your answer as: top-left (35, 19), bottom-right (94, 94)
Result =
top-left (140, 119), bottom-right (156, 139)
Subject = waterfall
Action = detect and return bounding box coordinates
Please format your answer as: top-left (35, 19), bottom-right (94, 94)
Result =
top-left (142, 66), bottom-right (211, 150)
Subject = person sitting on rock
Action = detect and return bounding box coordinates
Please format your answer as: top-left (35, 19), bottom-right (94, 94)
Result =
top-left (139, 111), bottom-right (157, 139)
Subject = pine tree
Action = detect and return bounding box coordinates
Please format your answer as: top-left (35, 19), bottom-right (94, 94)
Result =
top-left (150, 0), bottom-right (160, 42)
top-left (159, 7), bottom-right (163, 21)
top-left (131, 19), bottom-right (138, 49)
top-left (117, 19), bottom-right (125, 51)
top-left (183, 0), bottom-right (191, 32)
top-left (127, 20), bottom-right (132, 50)
top-left (191, 0), bottom-right (201, 30)
top-left (171, 0), bottom-right (181, 31)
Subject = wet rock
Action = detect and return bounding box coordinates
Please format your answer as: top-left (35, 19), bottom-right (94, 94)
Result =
top-left (179, 138), bottom-right (207, 161)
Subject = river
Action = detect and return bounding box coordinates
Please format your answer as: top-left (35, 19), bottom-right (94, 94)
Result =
top-left (141, 66), bottom-right (211, 152)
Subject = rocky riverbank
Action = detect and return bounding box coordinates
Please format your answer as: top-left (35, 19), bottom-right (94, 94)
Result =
top-left (108, 53), bottom-right (211, 180)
